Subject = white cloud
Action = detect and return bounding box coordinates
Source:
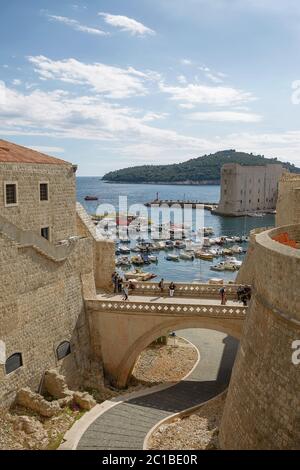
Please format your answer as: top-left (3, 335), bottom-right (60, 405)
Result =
top-left (48, 15), bottom-right (108, 36)
top-left (178, 103), bottom-right (195, 109)
top-left (188, 111), bottom-right (262, 122)
top-left (28, 56), bottom-right (158, 99)
top-left (177, 74), bottom-right (187, 84)
top-left (98, 12), bottom-right (155, 36)
top-left (198, 66), bottom-right (227, 84)
top-left (159, 81), bottom-right (256, 106)
top-left (12, 79), bottom-right (22, 86)
top-left (29, 146), bottom-right (65, 154)
top-left (181, 59), bottom-right (193, 65)
top-left (0, 81), bottom-right (6, 105)
top-left (1, 84), bottom-right (300, 165)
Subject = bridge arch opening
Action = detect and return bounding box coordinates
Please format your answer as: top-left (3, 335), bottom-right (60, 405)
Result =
top-left (114, 317), bottom-right (241, 389)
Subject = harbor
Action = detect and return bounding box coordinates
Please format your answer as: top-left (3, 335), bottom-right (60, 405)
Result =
top-left (77, 178), bottom-right (276, 284)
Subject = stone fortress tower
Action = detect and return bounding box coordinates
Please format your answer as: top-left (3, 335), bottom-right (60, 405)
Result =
top-left (219, 172), bottom-right (300, 449)
top-left (0, 140), bottom-right (115, 406)
top-left (216, 163), bottom-right (284, 216)
top-left (276, 173), bottom-right (300, 226)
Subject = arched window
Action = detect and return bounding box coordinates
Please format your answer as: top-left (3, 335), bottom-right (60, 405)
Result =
top-left (56, 341), bottom-right (71, 361)
top-left (5, 353), bottom-right (23, 374)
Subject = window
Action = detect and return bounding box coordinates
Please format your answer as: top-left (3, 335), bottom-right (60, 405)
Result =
top-left (41, 227), bottom-right (50, 241)
top-left (56, 341), bottom-right (71, 361)
top-left (40, 183), bottom-right (49, 201)
top-left (5, 183), bottom-right (17, 206)
top-left (5, 353), bottom-right (23, 374)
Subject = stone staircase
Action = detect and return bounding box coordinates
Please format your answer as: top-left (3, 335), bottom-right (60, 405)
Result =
top-left (0, 213), bottom-right (74, 262)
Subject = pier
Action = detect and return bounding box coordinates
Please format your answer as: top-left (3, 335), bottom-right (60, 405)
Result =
top-left (144, 199), bottom-right (218, 211)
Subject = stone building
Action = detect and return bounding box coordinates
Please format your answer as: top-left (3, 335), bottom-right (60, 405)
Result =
top-left (0, 140), bottom-right (115, 406)
top-left (215, 163), bottom-right (284, 216)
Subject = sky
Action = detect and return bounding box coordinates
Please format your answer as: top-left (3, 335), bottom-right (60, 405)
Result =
top-left (1, 0), bottom-right (300, 176)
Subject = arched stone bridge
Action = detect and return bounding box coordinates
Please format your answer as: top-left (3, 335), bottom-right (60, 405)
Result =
top-left (86, 282), bottom-right (247, 388)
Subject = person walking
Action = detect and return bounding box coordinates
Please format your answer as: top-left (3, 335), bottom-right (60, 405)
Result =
top-left (117, 275), bottom-right (123, 294)
top-left (122, 283), bottom-right (129, 301)
top-left (112, 272), bottom-right (118, 294)
top-left (219, 287), bottom-right (227, 305)
top-left (169, 282), bottom-right (176, 298)
top-left (158, 278), bottom-right (164, 294)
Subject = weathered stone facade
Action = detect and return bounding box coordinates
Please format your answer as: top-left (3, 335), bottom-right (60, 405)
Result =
top-left (216, 163), bottom-right (284, 216)
top-left (219, 225), bottom-right (300, 449)
top-left (0, 140), bottom-right (115, 406)
top-left (276, 173), bottom-right (300, 227)
top-left (0, 161), bottom-right (76, 244)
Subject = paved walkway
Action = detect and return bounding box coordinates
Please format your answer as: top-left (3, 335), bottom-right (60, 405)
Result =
top-left (97, 293), bottom-right (240, 306)
top-left (77, 329), bottom-right (239, 450)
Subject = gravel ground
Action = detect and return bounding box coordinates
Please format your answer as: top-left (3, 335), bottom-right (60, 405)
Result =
top-left (148, 393), bottom-right (226, 450)
top-left (0, 337), bottom-right (197, 450)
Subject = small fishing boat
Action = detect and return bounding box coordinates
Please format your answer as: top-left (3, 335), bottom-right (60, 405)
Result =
top-left (204, 226), bottom-right (214, 235)
top-left (115, 256), bottom-right (131, 267)
top-left (119, 246), bottom-right (130, 254)
top-left (131, 255), bottom-right (144, 265)
top-left (225, 256), bottom-right (243, 267)
top-left (195, 251), bottom-right (214, 261)
top-left (148, 255), bottom-right (158, 263)
top-left (231, 245), bottom-right (243, 254)
top-left (210, 263), bottom-right (225, 272)
top-left (125, 270), bottom-right (156, 281)
top-left (84, 195), bottom-right (98, 201)
top-left (180, 252), bottom-right (194, 261)
top-left (174, 241), bottom-right (186, 249)
top-left (165, 254), bottom-right (180, 262)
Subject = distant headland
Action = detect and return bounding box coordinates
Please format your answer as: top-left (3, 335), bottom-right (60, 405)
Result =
top-left (102, 150), bottom-right (300, 185)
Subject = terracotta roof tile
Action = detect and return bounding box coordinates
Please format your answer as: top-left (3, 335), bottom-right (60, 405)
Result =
top-left (0, 140), bottom-right (71, 165)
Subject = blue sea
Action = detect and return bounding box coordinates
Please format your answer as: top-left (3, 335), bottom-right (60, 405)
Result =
top-left (77, 177), bottom-right (275, 283)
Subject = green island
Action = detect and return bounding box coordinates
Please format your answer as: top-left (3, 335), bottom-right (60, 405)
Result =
top-left (102, 149), bottom-right (300, 185)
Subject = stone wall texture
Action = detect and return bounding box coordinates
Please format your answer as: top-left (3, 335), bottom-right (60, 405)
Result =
top-left (0, 162), bottom-right (76, 243)
top-left (219, 225), bottom-right (300, 449)
top-left (276, 173), bottom-right (300, 227)
top-left (216, 163), bottom-right (284, 216)
top-left (0, 232), bottom-right (95, 406)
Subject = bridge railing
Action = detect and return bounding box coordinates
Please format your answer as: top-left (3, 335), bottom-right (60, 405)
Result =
top-left (128, 281), bottom-right (242, 300)
top-left (87, 298), bottom-right (247, 319)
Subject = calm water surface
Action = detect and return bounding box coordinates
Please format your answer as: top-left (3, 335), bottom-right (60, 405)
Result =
top-left (77, 178), bottom-right (275, 283)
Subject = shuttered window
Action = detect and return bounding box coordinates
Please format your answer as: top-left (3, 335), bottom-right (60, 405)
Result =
top-left (56, 341), bottom-right (71, 361)
top-left (5, 353), bottom-right (23, 374)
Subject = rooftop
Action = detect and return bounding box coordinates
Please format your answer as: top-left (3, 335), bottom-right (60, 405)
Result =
top-left (0, 140), bottom-right (70, 165)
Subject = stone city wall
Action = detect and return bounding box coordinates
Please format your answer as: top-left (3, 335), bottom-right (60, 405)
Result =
top-left (0, 233), bottom-right (95, 406)
top-left (220, 225), bottom-right (300, 449)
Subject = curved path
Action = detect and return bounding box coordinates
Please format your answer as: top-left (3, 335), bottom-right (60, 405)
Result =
top-left (77, 329), bottom-right (239, 450)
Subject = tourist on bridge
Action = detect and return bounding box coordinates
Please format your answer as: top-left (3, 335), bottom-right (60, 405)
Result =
top-left (159, 278), bottom-right (165, 294)
top-left (112, 272), bottom-right (118, 294)
top-left (219, 287), bottom-right (227, 305)
top-left (117, 275), bottom-right (123, 294)
top-left (122, 283), bottom-right (129, 301)
top-left (169, 282), bottom-right (176, 297)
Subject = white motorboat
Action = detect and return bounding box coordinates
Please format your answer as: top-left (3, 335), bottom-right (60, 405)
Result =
top-left (180, 252), bottom-right (195, 261)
